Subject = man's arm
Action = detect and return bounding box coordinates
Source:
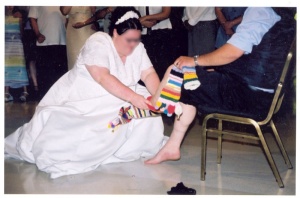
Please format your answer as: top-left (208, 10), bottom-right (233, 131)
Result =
top-left (174, 43), bottom-right (244, 69)
top-left (30, 18), bottom-right (45, 43)
top-left (72, 7), bottom-right (113, 29)
top-left (174, 8), bottom-right (280, 69)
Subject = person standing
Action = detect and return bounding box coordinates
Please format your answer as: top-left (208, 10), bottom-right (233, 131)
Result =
top-left (5, 6), bottom-right (30, 102)
top-left (29, 6), bottom-right (68, 98)
top-left (21, 6), bottom-right (39, 99)
top-left (60, 6), bottom-right (96, 70)
top-left (135, 7), bottom-right (173, 81)
top-left (169, 7), bottom-right (188, 59)
top-left (215, 7), bottom-right (246, 48)
top-left (183, 7), bottom-right (218, 56)
top-left (72, 7), bottom-right (114, 33)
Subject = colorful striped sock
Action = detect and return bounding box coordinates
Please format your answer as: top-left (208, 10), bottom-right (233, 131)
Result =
top-left (124, 105), bottom-right (159, 119)
top-left (182, 66), bottom-right (200, 90)
top-left (155, 65), bottom-right (183, 117)
top-left (108, 106), bottom-right (159, 131)
top-left (108, 106), bottom-right (131, 131)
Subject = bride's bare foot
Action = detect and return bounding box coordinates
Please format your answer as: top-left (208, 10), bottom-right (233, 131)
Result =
top-left (145, 147), bottom-right (181, 164)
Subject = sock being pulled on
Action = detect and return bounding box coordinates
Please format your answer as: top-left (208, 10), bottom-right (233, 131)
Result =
top-left (155, 65), bottom-right (183, 117)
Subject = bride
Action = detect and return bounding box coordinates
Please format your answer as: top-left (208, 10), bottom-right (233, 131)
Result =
top-left (5, 7), bottom-right (168, 179)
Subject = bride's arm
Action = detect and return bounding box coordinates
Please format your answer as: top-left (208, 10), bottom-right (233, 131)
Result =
top-left (140, 67), bottom-right (160, 96)
top-left (86, 65), bottom-right (151, 109)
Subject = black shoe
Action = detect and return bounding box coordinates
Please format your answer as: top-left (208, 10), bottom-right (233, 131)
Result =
top-left (167, 182), bottom-right (196, 195)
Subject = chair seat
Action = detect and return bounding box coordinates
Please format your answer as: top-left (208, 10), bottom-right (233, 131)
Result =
top-left (197, 105), bottom-right (266, 121)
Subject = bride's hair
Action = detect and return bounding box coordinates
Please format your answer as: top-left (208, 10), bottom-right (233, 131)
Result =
top-left (109, 7), bottom-right (142, 36)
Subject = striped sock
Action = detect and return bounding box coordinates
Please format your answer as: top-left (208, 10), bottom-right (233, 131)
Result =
top-left (108, 106), bottom-right (131, 131)
top-left (108, 106), bottom-right (159, 131)
top-left (125, 105), bottom-right (159, 119)
top-left (182, 66), bottom-right (200, 90)
top-left (155, 65), bottom-right (183, 117)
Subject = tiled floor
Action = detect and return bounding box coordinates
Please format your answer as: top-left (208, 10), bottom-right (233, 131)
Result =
top-left (4, 101), bottom-right (296, 195)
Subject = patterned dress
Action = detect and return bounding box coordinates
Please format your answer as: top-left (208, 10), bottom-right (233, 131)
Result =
top-left (5, 15), bottom-right (29, 88)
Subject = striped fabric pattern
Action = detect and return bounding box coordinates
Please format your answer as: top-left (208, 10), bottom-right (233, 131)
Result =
top-left (182, 66), bottom-right (200, 90)
top-left (5, 16), bottom-right (29, 88)
top-left (108, 106), bottom-right (159, 131)
top-left (155, 66), bottom-right (183, 112)
top-left (126, 105), bottom-right (159, 119)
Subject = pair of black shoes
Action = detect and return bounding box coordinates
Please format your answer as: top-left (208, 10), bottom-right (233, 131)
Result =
top-left (167, 182), bottom-right (196, 195)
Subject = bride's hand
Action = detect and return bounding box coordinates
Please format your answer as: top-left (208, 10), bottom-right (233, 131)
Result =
top-left (129, 94), bottom-right (151, 110)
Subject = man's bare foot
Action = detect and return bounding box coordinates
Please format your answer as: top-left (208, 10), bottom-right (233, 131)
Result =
top-left (144, 148), bottom-right (180, 164)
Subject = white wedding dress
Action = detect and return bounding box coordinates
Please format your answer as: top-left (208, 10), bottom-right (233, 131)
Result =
top-left (5, 32), bottom-right (168, 179)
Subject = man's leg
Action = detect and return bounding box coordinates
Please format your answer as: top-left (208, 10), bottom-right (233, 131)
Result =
top-left (145, 103), bottom-right (196, 164)
top-left (149, 65), bottom-right (174, 104)
top-left (144, 65), bottom-right (196, 164)
top-left (146, 66), bottom-right (222, 164)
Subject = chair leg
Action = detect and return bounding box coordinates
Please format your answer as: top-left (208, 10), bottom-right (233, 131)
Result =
top-left (201, 117), bottom-right (209, 181)
top-left (270, 120), bottom-right (293, 169)
top-left (217, 119), bottom-right (223, 164)
top-left (253, 122), bottom-right (284, 188)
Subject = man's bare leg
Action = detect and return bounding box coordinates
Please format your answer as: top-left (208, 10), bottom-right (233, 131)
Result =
top-left (149, 65), bottom-right (175, 105)
top-left (145, 103), bottom-right (196, 164)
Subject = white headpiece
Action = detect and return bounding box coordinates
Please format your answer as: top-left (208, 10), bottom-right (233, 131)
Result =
top-left (115, 11), bottom-right (139, 25)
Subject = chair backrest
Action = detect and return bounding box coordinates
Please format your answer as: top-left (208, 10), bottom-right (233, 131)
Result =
top-left (258, 38), bottom-right (296, 125)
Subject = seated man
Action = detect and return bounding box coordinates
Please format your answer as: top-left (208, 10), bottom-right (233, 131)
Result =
top-left (145, 7), bottom-right (296, 164)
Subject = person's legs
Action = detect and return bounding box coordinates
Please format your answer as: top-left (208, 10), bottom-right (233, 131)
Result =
top-left (5, 86), bottom-right (13, 102)
top-left (53, 45), bottom-right (68, 82)
top-left (153, 29), bottom-right (174, 81)
top-left (153, 65), bottom-right (183, 116)
top-left (146, 66), bottom-right (223, 164)
top-left (23, 30), bottom-right (38, 92)
top-left (196, 20), bottom-right (217, 55)
top-left (190, 20), bottom-right (217, 56)
top-left (48, 45), bottom-right (68, 87)
top-left (36, 46), bottom-right (49, 98)
top-left (19, 86), bottom-right (29, 102)
top-left (5, 86), bottom-right (10, 94)
top-left (149, 65), bottom-right (174, 104)
top-left (37, 45), bottom-right (68, 99)
top-left (145, 103), bottom-right (196, 164)
top-left (145, 65), bottom-right (198, 164)
top-left (29, 60), bottom-right (38, 90)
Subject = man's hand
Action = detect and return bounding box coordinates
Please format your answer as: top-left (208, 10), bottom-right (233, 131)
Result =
top-left (140, 18), bottom-right (157, 28)
top-left (13, 11), bottom-right (22, 18)
top-left (173, 56), bottom-right (195, 69)
top-left (222, 21), bottom-right (234, 36)
top-left (72, 22), bottom-right (85, 29)
top-left (37, 33), bottom-right (45, 43)
top-left (183, 20), bottom-right (193, 31)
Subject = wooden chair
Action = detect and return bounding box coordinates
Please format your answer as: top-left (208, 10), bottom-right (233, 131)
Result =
top-left (200, 38), bottom-right (296, 188)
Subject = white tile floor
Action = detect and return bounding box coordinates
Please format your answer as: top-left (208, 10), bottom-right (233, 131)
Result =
top-left (4, 101), bottom-right (296, 195)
